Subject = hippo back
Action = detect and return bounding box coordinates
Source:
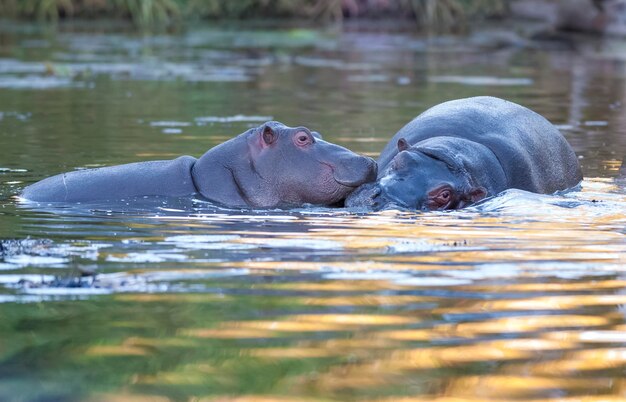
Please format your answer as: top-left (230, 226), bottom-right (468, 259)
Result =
top-left (21, 156), bottom-right (197, 202)
top-left (378, 96), bottom-right (582, 194)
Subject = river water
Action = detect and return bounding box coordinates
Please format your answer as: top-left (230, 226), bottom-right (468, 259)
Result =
top-left (0, 21), bottom-right (625, 402)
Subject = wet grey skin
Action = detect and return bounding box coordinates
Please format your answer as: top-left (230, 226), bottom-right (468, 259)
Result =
top-left (21, 121), bottom-right (377, 208)
top-left (346, 96), bottom-right (583, 211)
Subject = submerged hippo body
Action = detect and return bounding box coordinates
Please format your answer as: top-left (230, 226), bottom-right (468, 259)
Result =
top-left (22, 122), bottom-right (377, 208)
top-left (346, 96), bottom-right (582, 210)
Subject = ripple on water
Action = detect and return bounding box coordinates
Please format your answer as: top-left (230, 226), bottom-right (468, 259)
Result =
top-left (322, 271), bottom-right (413, 281)
top-left (440, 263), bottom-right (522, 280)
top-left (105, 252), bottom-right (187, 263)
top-left (0, 111), bottom-right (31, 122)
top-left (393, 276), bottom-right (474, 287)
top-left (428, 75), bottom-right (534, 86)
top-left (0, 59), bottom-right (47, 73)
top-left (24, 287), bottom-right (112, 296)
top-left (164, 235), bottom-right (241, 243)
top-left (11, 268), bottom-right (250, 298)
top-left (293, 56), bottom-right (377, 70)
top-left (0, 75), bottom-right (81, 89)
top-left (4, 255), bottom-right (68, 267)
top-left (472, 186), bottom-right (626, 220)
top-left (194, 115), bottom-right (273, 124)
top-left (257, 238), bottom-right (343, 250)
top-left (0, 167), bottom-right (28, 172)
top-left (0, 274), bottom-right (55, 284)
top-left (149, 121), bottom-right (192, 127)
top-left (386, 239), bottom-right (465, 253)
top-left (161, 234), bottom-right (256, 250)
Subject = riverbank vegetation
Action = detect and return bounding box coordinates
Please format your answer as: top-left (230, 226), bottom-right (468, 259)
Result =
top-left (0, 0), bottom-right (506, 30)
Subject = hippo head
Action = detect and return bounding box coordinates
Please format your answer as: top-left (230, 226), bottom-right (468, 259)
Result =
top-left (239, 121), bottom-right (377, 207)
top-left (346, 138), bottom-right (488, 211)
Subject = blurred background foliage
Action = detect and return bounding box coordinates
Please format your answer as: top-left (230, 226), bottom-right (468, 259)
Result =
top-left (0, 0), bottom-right (507, 30)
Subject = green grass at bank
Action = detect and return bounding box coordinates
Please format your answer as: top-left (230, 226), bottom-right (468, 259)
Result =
top-left (0, 0), bottom-right (506, 30)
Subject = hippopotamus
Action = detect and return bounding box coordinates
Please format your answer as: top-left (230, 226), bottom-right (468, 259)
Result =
top-left (21, 121), bottom-right (377, 208)
top-left (346, 96), bottom-right (582, 211)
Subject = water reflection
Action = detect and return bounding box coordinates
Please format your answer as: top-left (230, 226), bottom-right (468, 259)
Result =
top-left (0, 181), bottom-right (623, 399)
top-left (0, 22), bottom-right (626, 402)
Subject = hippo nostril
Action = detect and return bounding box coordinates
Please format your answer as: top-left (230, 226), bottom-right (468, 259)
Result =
top-left (371, 186), bottom-right (381, 198)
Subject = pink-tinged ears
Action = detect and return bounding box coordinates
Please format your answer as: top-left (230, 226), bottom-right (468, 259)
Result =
top-left (397, 138), bottom-right (410, 152)
top-left (261, 125), bottom-right (277, 147)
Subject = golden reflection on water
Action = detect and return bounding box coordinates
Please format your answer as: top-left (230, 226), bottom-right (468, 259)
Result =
top-left (4, 178), bottom-right (625, 402)
top-left (86, 181), bottom-right (625, 401)
top-left (112, 275), bottom-right (626, 400)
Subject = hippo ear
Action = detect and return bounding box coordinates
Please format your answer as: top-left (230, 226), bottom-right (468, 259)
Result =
top-left (312, 131), bottom-right (323, 140)
top-left (467, 187), bottom-right (487, 203)
top-left (261, 125), bottom-right (277, 146)
top-left (397, 138), bottom-right (410, 152)
top-left (456, 186), bottom-right (487, 209)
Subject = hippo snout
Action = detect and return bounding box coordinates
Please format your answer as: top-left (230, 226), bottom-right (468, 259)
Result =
top-left (345, 182), bottom-right (412, 211)
top-left (333, 156), bottom-right (377, 187)
top-left (364, 157), bottom-right (378, 182)
top-left (345, 182), bottom-right (381, 208)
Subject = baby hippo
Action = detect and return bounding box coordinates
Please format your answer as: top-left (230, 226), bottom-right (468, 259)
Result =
top-left (22, 121), bottom-right (377, 208)
top-left (346, 96), bottom-right (582, 210)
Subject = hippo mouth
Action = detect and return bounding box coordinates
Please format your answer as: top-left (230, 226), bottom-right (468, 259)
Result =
top-left (327, 160), bottom-right (377, 188)
top-left (333, 177), bottom-right (364, 188)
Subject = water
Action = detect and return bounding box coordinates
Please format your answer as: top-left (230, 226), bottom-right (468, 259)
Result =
top-left (0, 21), bottom-right (625, 401)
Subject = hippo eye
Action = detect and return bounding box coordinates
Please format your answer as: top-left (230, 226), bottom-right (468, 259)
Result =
top-left (295, 133), bottom-right (312, 147)
top-left (428, 186), bottom-right (455, 210)
top-left (436, 190), bottom-right (451, 206)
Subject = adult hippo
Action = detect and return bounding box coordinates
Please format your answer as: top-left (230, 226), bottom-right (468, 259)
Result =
top-left (22, 121), bottom-right (377, 208)
top-left (346, 96), bottom-right (582, 211)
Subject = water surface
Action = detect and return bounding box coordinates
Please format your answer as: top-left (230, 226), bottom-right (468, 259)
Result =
top-left (0, 22), bottom-right (625, 402)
